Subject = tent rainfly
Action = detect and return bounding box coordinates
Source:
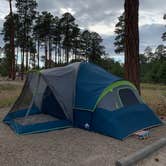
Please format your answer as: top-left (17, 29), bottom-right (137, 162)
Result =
top-left (3, 62), bottom-right (162, 140)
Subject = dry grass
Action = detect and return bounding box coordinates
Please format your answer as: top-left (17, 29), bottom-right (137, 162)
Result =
top-left (141, 83), bottom-right (166, 116)
top-left (0, 83), bottom-right (23, 108)
top-left (0, 81), bottom-right (165, 116)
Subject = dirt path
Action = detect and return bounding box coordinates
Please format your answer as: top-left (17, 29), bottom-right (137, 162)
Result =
top-left (0, 108), bottom-right (166, 166)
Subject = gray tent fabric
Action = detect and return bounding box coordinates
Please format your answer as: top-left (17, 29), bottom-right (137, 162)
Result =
top-left (33, 76), bottom-right (47, 110)
top-left (97, 92), bottom-right (117, 111)
top-left (97, 85), bottom-right (143, 112)
top-left (41, 62), bottom-right (81, 121)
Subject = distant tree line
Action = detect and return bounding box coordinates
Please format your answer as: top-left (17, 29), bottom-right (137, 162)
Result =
top-left (140, 45), bottom-right (166, 83)
top-left (1, 0), bottom-right (165, 85)
top-left (1, 0), bottom-right (105, 80)
top-left (114, 12), bottom-right (166, 84)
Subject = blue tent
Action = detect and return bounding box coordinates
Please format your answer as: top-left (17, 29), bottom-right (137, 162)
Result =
top-left (4, 62), bottom-right (162, 140)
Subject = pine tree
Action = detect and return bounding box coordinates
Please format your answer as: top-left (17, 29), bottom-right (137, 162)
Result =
top-left (80, 30), bottom-right (105, 63)
top-left (144, 46), bottom-right (154, 62)
top-left (114, 13), bottom-right (125, 54)
top-left (155, 44), bottom-right (166, 61)
top-left (60, 12), bottom-right (77, 64)
top-left (89, 32), bottom-right (105, 64)
top-left (5, 0), bottom-right (15, 80)
top-left (162, 14), bottom-right (166, 41)
top-left (80, 30), bottom-right (92, 60)
top-left (15, 0), bottom-right (37, 76)
top-left (2, 13), bottom-right (19, 79)
top-left (124, 0), bottom-right (140, 93)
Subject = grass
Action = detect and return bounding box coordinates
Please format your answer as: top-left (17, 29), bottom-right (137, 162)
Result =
top-left (0, 83), bottom-right (23, 108)
top-left (0, 82), bottom-right (165, 116)
top-left (141, 83), bottom-right (166, 116)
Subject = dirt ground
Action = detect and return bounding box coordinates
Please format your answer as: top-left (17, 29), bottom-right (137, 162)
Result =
top-left (137, 146), bottom-right (166, 166)
top-left (0, 107), bottom-right (166, 166)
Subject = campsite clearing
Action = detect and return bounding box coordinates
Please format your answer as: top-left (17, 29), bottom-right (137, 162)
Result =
top-left (2, 63), bottom-right (162, 139)
top-left (0, 79), bottom-right (166, 165)
top-left (0, 107), bottom-right (166, 166)
top-left (0, 81), bottom-right (165, 116)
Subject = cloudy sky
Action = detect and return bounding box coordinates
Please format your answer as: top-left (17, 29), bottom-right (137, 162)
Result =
top-left (0, 0), bottom-right (165, 61)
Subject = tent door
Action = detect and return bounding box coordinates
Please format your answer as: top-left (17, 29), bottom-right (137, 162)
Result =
top-left (41, 86), bottom-right (67, 120)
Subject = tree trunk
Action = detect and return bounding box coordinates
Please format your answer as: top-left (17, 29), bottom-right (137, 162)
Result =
top-left (45, 39), bottom-right (48, 69)
top-left (124, 0), bottom-right (140, 93)
top-left (37, 40), bottom-right (40, 69)
top-left (9, 0), bottom-right (15, 80)
top-left (8, 55), bottom-right (12, 79)
top-left (58, 42), bottom-right (61, 64)
top-left (26, 50), bottom-right (29, 71)
top-left (21, 48), bottom-right (24, 80)
top-left (54, 44), bottom-right (57, 66)
top-left (15, 47), bottom-right (19, 73)
top-left (48, 38), bottom-right (52, 68)
top-left (66, 47), bottom-right (69, 64)
top-left (33, 53), bottom-right (36, 69)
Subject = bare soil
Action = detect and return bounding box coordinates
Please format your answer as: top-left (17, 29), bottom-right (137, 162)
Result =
top-left (0, 107), bottom-right (166, 166)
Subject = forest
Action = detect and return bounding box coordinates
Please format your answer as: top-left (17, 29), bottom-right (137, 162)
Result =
top-left (0, 0), bottom-right (165, 84)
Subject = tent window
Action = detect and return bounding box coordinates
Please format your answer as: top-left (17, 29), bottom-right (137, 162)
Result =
top-left (97, 92), bottom-right (117, 111)
top-left (119, 88), bottom-right (140, 107)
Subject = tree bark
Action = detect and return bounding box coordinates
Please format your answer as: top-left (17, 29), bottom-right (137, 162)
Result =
top-left (66, 47), bottom-right (69, 64)
top-left (26, 50), bottom-right (29, 71)
top-left (54, 44), bottom-right (57, 66)
top-left (9, 0), bottom-right (15, 80)
top-left (37, 40), bottom-right (40, 69)
top-left (45, 38), bottom-right (48, 69)
top-left (21, 48), bottom-right (24, 80)
top-left (58, 42), bottom-right (61, 64)
top-left (48, 38), bottom-right (52, 68)
top-left (124, 0), bottom-right (140, 93)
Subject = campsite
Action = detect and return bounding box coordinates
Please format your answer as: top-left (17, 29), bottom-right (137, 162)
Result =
top-left (0, 63), bottom-right (166, 166)
top-left (0, 0), bottom-right (166, 165)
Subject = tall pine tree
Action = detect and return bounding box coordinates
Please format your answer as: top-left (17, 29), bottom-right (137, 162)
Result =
top-left (114, 13), bottom-right (125, 54)
top-left (124, 0), bottom-right (140, 93)
top-left (15, 0), bottom-right (37, 77)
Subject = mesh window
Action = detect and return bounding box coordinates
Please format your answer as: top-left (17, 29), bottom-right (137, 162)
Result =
top-left (97, 92), bottom-right (117, 111)
top-left (10, 74), bottom-right (34, 113)
top-left (8, 73), bottom-right (68, 126)
top-left (119, 88), bottom-right (140, 107)
top-left (10, 73), bottom-right (46, 113)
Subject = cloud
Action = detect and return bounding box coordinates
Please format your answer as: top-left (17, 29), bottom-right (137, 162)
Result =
top-left (139, 23), bottom-right (165, 52)
top-left (102, 23), bottom-right (165, 59)
top-left (0, 1), bottom-right (10, 20)
top-left (0, 19), bottom-right (4, 47)
top-left (60, 8), bottom-right (76, 15)
top-left (0, 0), bottom-right (165, 58)
top-left (89, 24), bottom-right (115, 36)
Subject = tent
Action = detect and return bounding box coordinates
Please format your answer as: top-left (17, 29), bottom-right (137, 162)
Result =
top-left (3, 62), bottom-right (162, 140)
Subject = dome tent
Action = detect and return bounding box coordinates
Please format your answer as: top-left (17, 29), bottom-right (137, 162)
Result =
top-left (3, 62), bottom-right (162, 140)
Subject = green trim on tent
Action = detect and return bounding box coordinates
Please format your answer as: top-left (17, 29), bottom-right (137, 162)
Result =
top-left (93, 80), bottom-right (137, 111)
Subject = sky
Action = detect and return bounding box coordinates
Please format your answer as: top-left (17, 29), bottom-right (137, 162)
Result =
top-left (0, 0), bottom-right (165, 61)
